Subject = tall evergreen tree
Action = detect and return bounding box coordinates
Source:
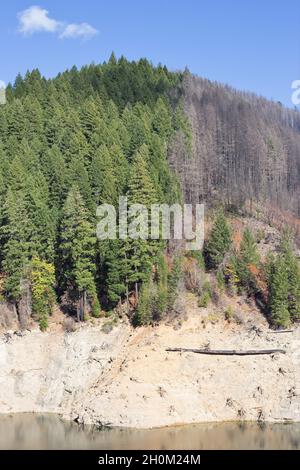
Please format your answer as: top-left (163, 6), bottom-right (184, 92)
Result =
top-left (68, 155), bottom-right (94, 212)
top-left (235, 228), bottom-right (260, 293)
top-left (126, 145), bottom-right (159, 300)
top-left (205, 210), bottom-right (232, 268)
top-left (280, 232), bottom-right (300, 321)
top-left (268, 255), bottom-right (290, 328)
top-left (110, 144), bottom-right (129, 194)
top-left (59, 187), bottom-right (99, 321)
top-left (40, 145), bottom-right (67, 215)
top-left (127, 144), bottom-right (157, 205)
top-left (30, 257), bottom-right (56, 331)
top-left (0, 188), bottom-right (31, 300)
top-left (81, 97), bottom-right (103, 140)
top-left (105, 239), bottom-right (129, 307)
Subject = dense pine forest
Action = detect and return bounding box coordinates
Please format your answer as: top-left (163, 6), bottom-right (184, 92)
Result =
top-left (0, 55), bottom-right (189, 329)
top-left (0, 55), bottom-right (299, 331)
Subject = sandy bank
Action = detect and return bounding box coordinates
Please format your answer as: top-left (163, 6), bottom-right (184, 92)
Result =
top-left (0, 297), bottom-right (300, 428)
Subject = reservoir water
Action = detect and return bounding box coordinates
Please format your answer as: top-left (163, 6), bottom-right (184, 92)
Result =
top-left (0, 414), bottom-right (299, 450)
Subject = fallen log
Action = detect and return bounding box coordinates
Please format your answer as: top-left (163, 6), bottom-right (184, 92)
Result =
top-left (268, 329), bottom-right (295, 334)
top-left (166, 348), bottom-right (286, 356)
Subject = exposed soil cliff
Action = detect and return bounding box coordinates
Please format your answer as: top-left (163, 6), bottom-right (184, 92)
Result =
top-left (1, 295), bottom-right (299, 429)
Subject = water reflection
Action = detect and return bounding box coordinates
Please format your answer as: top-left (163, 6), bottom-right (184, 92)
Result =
top-left (0, 414), bottom-right (299, 450)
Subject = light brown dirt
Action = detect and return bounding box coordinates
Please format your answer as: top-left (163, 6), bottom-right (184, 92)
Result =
top-left (1, 294), bottom-right (299, 428)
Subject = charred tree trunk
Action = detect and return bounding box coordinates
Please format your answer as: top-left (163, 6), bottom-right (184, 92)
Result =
top-left (83, 290), bottom-right (87, 321)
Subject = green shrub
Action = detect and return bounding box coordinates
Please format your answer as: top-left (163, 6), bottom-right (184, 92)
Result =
top-left (167, 255), bottom-right (182, 309)
top-left (91, 297), bottom-right (101, 318)
top-left (134, 282), bottom-right (152, 326)
top-left (224, 306), bottom-right (233, 322)
top-left (198, 291), bottom-right (211, 308)
top-left (216, 270), bottom-right (225, 292)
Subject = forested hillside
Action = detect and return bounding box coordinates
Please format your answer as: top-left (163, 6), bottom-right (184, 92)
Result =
top-left (170, 73), bottom-right (300, 221)
top-left (0, 55), bottom-right (188, 329)
top-left (0, 56), bottom-right (300, 331)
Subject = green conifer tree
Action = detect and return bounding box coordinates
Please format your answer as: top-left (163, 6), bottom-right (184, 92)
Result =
top-left (59, 187), bottom-right (98, 320)
top-left (30, 257), bottom-right (56, 331)
top-left (280, 232), bottom-right (300, 321)
top-left (268, 255), bottom-right (290, 328)
top-left (205, 210), bottom-right (232, 268)
top-left (126, 146), bottom-right (158, 300)
top-left (235, 228), bottom-right (260, 293)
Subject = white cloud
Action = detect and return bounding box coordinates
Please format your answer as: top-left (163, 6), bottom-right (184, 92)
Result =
top-left (17, 5), bottom-right (98, 40)
top-left (0, 80), bottom-right (6, 89)
top-left (60, 23), bottom-right (98, 40)
top-left (18, 5), bottom-right (61, 35)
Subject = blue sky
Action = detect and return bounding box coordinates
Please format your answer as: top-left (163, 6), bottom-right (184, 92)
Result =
top-left (0, 0), bottom-right (300, 106)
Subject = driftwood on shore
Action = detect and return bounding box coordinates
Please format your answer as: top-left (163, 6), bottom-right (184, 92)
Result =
top-left (268, 329), bottom-right (295, 334)
top-left (166, 348), bottom-right (286, 356)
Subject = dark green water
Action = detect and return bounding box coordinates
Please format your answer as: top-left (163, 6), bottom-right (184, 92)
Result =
top-left (0, 414), bottom-right (300, 450)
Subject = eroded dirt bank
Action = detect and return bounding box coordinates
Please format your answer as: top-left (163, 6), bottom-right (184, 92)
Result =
top-left (1, 297), bottom-right (300, 428)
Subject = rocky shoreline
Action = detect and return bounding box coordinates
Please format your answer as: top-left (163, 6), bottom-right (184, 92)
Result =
top-left (1, 297), bottom-right (300, 429)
